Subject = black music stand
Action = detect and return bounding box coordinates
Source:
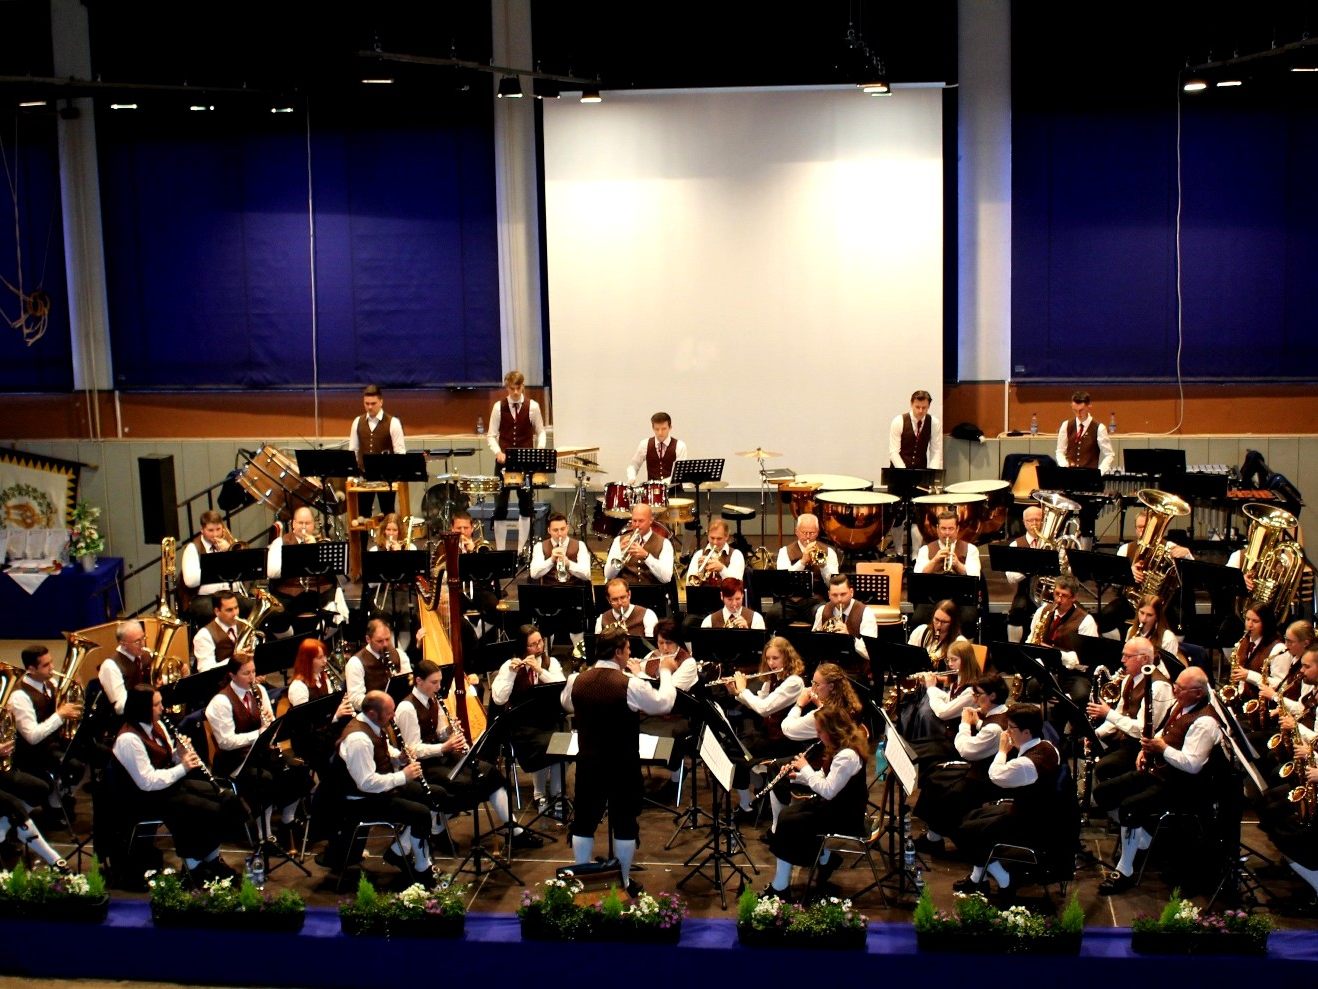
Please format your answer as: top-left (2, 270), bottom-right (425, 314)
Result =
top-left (294, 449), bottom-right (359, 527)
top-left (780, 627), bottom-right (857, 672)
top-left (671, 458), bottom-right (725, 543)
top-left (518, 583), bottom-right (593, 645)
top-left (1177, 558), bottom-right (1249, 647)
top-left (987, 544), bottom-right (1060, 579)
top-left (253, 632), bottom-right (318, 677)
top-left (880, 467), bottom-right (941, 565)
top-left (460, 550), bottom-right (519, 637)
top-left (875, 706), bottom-right (918, 905)
top-left (361, 549), bottom-right (427, 585)
top-left (446, 708), bottom-right (525, 885)
top-left (282, 541), bottom-right (348, 597)
top-left (850, 571), bottom-right (893, 607)
top-left (749, 569), bottom-right (815, 620)
top-left (199, 548), bottom-right (267, 590)
top-left (908, 572), bottom-right (982, 634)
top-left (661, 689), bottom-right (718, 844)
top-left (683, 584), bottom-right (723, 620)
top-left (675, 697), bottom-right (758, 909)
top-left (503, 445), bottom-right (557, 523)
top-left (691, 628), bottom-right (768, 670)
top-left (1124, 448), bottom-right (1187, 476)
top-left (499, 681), bottom-right (573, 833)
top-left (870, 641), bottom-right (932, 708)
top-left (1036, 465), bottom-right (1103, 493)
top-left (1074, 635), bottom-right (1125, 675)
top-left (1067, 548), bottom-right (1135, 613)
top-left (160, 666), bottom-right (229, 713)
top-left (362, 452), bottom-right (428, 485)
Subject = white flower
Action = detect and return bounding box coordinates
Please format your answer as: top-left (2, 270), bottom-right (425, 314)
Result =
top-left (398, 884), bottom-right (429, 907)
top-left (144, 869), bottom-right (158, 880)
top-left (66, 875), bottom-right (90, 895)
top-left (1175, 901), bottom-right (1201, 922)
top-left (752, 897), bottom-right (784, 921)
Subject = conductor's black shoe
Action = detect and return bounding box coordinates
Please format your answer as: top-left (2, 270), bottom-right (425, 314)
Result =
top-left (510, 829), bottom-right (545, 850)
top-left (429, 830), bottom-right (458, 857)
top-left (913, 834), bottom-right (946, 855)
top-left (382, 847), bottom-right (412, 874)
top-left (626, 879), bottom-right (645, 898)
top-left (1097, 870), bottom-right (1136, 895)
top-left (952, 874), bottom-right (989, 895)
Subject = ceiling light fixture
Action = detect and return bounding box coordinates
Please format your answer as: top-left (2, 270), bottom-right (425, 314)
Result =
top-left (580, 87), bottom-right (602, 103)
top-left (109, 103), bottom-right (139, 110)
top-left (497, 75), bottom-right (523, 99)
top-left (18, 100), bottom-right (47, 108)
top-left (1182, 78), bottom-right (1209, 92)
top-left (361, 78), bottom-right (395, 85)
top-left (1215, 79), bottom-right (1243, 87)
top-left (532, 77), bottom-right (560, 100)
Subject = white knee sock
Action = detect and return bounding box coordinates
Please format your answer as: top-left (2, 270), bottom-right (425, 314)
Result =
top-left (280, 803), bottom-right (296, 825)
top-left (488, 788), bottom-right (511, 825)
top-left (571, 835), bottom-right (594, 864)
top-left (262, 806), bottom-right (273, 838)
top-left (184, 857), bottom-right (202, 869)
top-left (430, 811), bottom-right (446, 835)
top-left (987, 861), bottom-right (1011, 888)
top-left (17, 821), bottom-right (60, 865)
top-left (1289, 859), bottom-right (1318, 894)
top-left (516, 517), bottom-right (531, 549)
top-left (616, 838), bottom-right (636, 885)
top-left (532, 768), bottom-right (551, 801)
top-left (925, 829), bottom-right (943, 841)
top-left (772, 858), bottom-right (792, 891)
top-left (412, 837), bottom-right (431, 872)
top-left (1116, 827), bottom-right (1140, 876)
top-left (736, 788), bottom-right (753, 812)
top-left (0, 819), bottom-right (10, 844)
top-left (769, 793), bottom-right (784, 830)
top-left (970, 865), bottom-right (986, 882)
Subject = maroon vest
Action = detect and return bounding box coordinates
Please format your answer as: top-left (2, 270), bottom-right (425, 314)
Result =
top-left (785, 541), bottom-right (828, 573)
top-left (1043, 606), bottom-right (1089, 652)
top-left (355, 412), bottom-right (396, 470)
top-left (898, 413), bottom-right (933, 468)
top-left (1065, 418), bottom-right (1100, 468)
top-left (571, 667), bottom-right (638, 763)
top-left (298, 675), bottom-right (330, 702)
top-left (354, 647), bottom-right (396, 692)
top-left (497, 398), bottom-right (533, 452)
top-left (602, 605), bottom-right (652, 637)
top-left (338, 719), bottom-right (393, 792)
top-left (213, 684), bottom-right (263, 776)
top-left (643, 647), bottom-right (691, 680)
top-left (617, 530), bottom-right (668, 584)
top-left (820, 603), bottom-right (866, 637)
top-left (644, 438), bottom-right (677, 480)
top-left (1120, 670), bottom-right (1168, 720)
top-left (118, 722), bottom-right (175, 772)
top-left (16, 680), bottom-right (59, 760)
top-left (398, 693), bottom-right (443, 746)
top-left (205, 620), bottom-right (237, 665)
top-left (538, 537), bottom-right (585, 585)
top-left (1160, 702), bottom-right (1218, 751)
top-left (103, 649), bottom-right (148, 692)
top-left (273, 533), bottom-right (335, 596)
top-left (709, 607), bottom-right (756, 629)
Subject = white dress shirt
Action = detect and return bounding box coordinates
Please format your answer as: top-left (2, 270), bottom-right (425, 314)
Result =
top-left (98, 648), bottom-right (139, 716)
top-left (775, 543), bottom-right (839, 583)
top-left (529, 538), bottom-right (592, 582)
top-left (1096, 673), bottom-right (1175, 741)
top-left (1239, 638), bottom-right (1291, 689)
top-left (1055, 417), bottom-right (1115, 473)
top-left (783, 703), bottom-right (821, 741)
top-left (193, 619), bottom-right (240, 672)
top-left (10, 675), bottom-right (64, 744)
top-left (339, 714), bottom-right (406, 795)
top-left (700, 607), bottom-right (767, 630)
top-left (1004, 534), bottom-right (1043, 586)
top-left (793, 747), bottom-right (863, 800)
top-left (560, 661), bottom-right (676, 716)
top-left (913, 540), bottom-right (982, 576)
top-left (486, 399), bottom-right (547, 456)
top-left (1026, 604), bottom-right (1099, 669)
top-left (955, 704), bottom-right (1009, 760)
top-left (811, 601), bottom-right (878, 659)
top-left (737, 674), bottom-right (805, 719)
top-left (988, 737), bottom-right (1052, 788)
top-left (593, 605), bottom-right (659, 637)
top-left (685, 547), bottom-right (746, 585)
top-left (344, 647), bottom-right (413, 711)
top-left (888, 412), bottom-right (943, 470)
top-left (179, 536), bottom-right (236, 597)
top-left (626, 438), bottom-right (689, 483)
top-left (603, 529), bottom-right (674, 584)
top-left (394, 689), bottom-right (456, 761)
top-left (925, 683), bottom-right (976, 721)
top-left (113, 722), bottom-right (189, 791)
top-left (204, 682), bottom-right (272, 754)
top-left (348, 412), bottom-right (407, 457)
top-left (491, 654), bottom-right (566, 706)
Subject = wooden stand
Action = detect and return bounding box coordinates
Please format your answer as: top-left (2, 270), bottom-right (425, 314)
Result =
top-left (345, 480), bottom-right (411, 580)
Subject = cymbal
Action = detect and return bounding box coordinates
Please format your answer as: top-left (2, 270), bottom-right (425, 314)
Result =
top-left (735, 448), bottom-right (783, 459)
top-left (559, 457), bottom-right (606, 474)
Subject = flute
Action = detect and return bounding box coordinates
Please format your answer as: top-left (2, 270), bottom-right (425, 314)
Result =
top-left (708, 670), bottom-right (779, 688)
top-left (752, 741), bottom-right (822, 801)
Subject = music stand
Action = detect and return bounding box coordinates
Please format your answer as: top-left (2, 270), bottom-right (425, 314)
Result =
top-left (282, 541), bottom-right (348, 582)
top-left (501, 682), bottom-right (573, 834)
top-left (691, 628), bottom-right (767, 670)
top-left (1066, 548), bottom-right (1134, 614)
top-left (780, 627), bottom-right (857, 672)
top-left (880, 467), bottom-right (941, 565)
top-left (459, 551), bottom-right (519, 587)
top-left (987, 544), bottom-right (1059, 578)
top-left (907, 573), bottom-right (979, 608)
top-left (519, 583), bottom-right (593, 644)
top-left (1177, 559), bottom-right (1249, 647)
top-left (671, 458), bottom-right (725, 544)
top-left (1124, 448), bottom-right (1187, 476)
top-left (1035, 465), bottom-right (1103, 493)
top-left (254, 632), bottom-right (318, 676)
top-left (199, 549), bottom-right (267, 588)
top-left (683, 584), bottom-right (722, 620)
top-left (361, 549), bottom-right (427, 585)
top-left (385, 672), bottom-right (414, 705)
top-left (294, 449), bottom-right (359, 525)
top-left (159, 666), bottom-right (229, 712)
top-left (1073, 635), bottom-right (1125, 675)
top-left (749, 569), bottom-right (815, 617)
top-left (870, 641), bottom-right (932, 704)
top-left (875, 706), bottom-right (918, 904)
top-left (446, 708), bottom-right (525, 884)
top-left (362, 452), bottom-right (428, 485)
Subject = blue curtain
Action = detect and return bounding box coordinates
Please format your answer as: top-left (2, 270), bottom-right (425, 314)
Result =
top-left (0, 113), bottom-right (72, 392)
top-left (99, 102), bottom-right (500, 390)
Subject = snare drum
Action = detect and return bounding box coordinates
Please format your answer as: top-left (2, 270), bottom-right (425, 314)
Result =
top-left (945, 479), bottom-right (1012, 541)
top-left (457, 475), bottom-right (502, 496)
top-left (816, 491), bottom-right (899, 552)
top-left (665, 497), bottom-right (695, 523)
top-left (503, 471), bottom-right (551, 489)
top-left (237, 443), bottom-right (322, 519)
top-left (634, 481), bottom-right (669, 509)
top-left (913, 492), bottom-right (988, 544)
top-left (603, 481), bottom-right (633, 520)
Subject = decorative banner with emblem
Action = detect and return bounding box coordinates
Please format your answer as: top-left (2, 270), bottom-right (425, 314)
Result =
top-left (0, 448), bottom-right (81, 529)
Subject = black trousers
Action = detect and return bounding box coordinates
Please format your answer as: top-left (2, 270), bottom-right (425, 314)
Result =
top-left (572, 755), bottom-right (642, 842)
top-left (124, 778), bottom-right (245, 862)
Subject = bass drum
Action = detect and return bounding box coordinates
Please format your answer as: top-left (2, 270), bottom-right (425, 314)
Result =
top-left (913, 492), bottom-right (988, 544)
top-left (945, 480), bottom-right (1012, 542)
top-left (422, 480), bottom-right (470, 539)
top-left (236, 443), bottom-right (324, 520)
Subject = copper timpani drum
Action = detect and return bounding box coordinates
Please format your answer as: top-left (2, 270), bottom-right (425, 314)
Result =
top-left (913, 492), bottom-right (988, 544)
top-left (603, 481), bottom-right (633, 520)
top-left (782, 474), bottom-right (872, 520)
top-left (945, 479), bottom-right (1012, 542)
top-left (816, 491), bottom-right (900, 552)
top-left (237, 443), bottom-right (323, 519)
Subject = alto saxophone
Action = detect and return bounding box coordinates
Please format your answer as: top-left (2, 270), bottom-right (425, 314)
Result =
top-left (1219, 635), bottom-right (1248, 703)
top-left (1026, 602), bottom-right (1056, 646)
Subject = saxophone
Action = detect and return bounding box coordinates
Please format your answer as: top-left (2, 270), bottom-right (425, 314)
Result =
top-left (1026, 601), bottom-right (1056, 646)
top-left (1286, 746), bottom-right (1318, 824)
top-left (1218, 634), bottom-right (1249, 703)
top-left (1266, 664), bottom-right (1308, 753)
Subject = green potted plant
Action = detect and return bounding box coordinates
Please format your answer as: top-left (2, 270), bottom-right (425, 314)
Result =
top-left (736, 887), bottom-right (869, 949)
top-left (147, 869), bottom-right (305, 932)
top-left (913, 887), bottom-right (1084, 954)
top-left (1131, 888), bottom-right (1270, 955)
top-left (518, 878), bottom-right (686, 944)
top-left (0, 859), bottom-right (109, 923)
top-left (339, 874), bottom-right (467, 938)
top-left (68, 501), bottom-right (106, 570)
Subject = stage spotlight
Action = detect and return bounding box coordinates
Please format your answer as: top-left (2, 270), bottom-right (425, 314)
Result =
top-left (497, 75), bottom-right (524, 99)
top-left (580, 87), bottom-right (602, 103)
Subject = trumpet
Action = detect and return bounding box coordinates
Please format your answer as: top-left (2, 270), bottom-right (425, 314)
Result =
top-left (213, 524), bottom-right (244, 553)
top-left (688, 544), bottom-right (721, 586)
top-left (725, 610), bottom-right (750, 630)
top-left (941, 537), bottom-right (956, 573)
top-left (608, 525), bottom-right (643, 570)
top-left (804, 541), bottom-right (829, 568)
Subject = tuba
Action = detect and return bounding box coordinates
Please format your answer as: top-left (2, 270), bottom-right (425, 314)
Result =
top-left (0, 665), bottom-right (21, 772)
top-left (1238, 503), bottom-right (1305, 622)
top-left (1028, 490), bottom-right (1081, 602)
top-left (1123, 489), bottom-right (1191, 609)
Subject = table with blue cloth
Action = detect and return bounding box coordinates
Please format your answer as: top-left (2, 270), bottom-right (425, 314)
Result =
top-left (0, 557), bottom-right (124, 638)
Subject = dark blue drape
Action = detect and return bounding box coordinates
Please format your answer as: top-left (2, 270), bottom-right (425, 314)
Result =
top-left (99, 102), bottom-right (500, 390)
top-left (1011, 101), bottom-right (1318, 382)
top-left (0, 113), bottom-right (72, 392)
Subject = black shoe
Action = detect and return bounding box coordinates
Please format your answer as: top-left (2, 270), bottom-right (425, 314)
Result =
top-left (510, 829), bottom-right (545, 850)
top-left (761, 881), bottom-right (793, 901)
top-left (732, 807), bottom-right (757, 825)
top-left (815, 856), bottom-right (841, 882)
top-left (1097, 870), bottom-right (1136, 895)
top-left (913, 834), bottom-right (946, 855)
top-left (430, 830), bottom-right (458, 857)
top-left (382, 847), bottom-right (412, 874)
top-left (212, 858), bottom-right (241, 882)
top-left (626, 878), bottom-right (645, 898)
top-left (952, 874), bottom-right (989, 895)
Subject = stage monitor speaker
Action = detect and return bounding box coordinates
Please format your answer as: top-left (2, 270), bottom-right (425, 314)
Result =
top-left (138, 455), bottom-right (180, 543)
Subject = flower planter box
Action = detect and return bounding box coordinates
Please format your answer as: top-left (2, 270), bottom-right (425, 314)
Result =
top-left (1131, 931), bottom-right (1268, 956)
top-left (738, 924), bottom-right (867, 950)
top-left (519, 913), bottom-right (682, 944)
top-left (340, 913), bottom-right (465, 939)
top-left (915, 931), bottom-right (1083, 955)
top-left (151, 907), bottom-right (306, 933)
top-left (0, 895), bottom-right (110, 924)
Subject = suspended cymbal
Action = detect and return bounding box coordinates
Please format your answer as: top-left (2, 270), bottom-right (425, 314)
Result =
top-left (735, 448), bottom-right (783, 459)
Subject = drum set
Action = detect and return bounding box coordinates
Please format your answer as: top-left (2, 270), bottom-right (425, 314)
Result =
top-left (593, 481), bottom-right (677, 539)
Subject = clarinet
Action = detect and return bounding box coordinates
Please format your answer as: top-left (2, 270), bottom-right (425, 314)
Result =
top-left (388, 719), bottom-right (438, 808)
top-left (159, 712), bottom-right (224, 794)
top-left (752, 741), bottom-right (822, 801)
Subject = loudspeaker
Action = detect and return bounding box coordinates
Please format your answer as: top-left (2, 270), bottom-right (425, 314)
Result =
top-left (138, 455), bottom-right (180, 543)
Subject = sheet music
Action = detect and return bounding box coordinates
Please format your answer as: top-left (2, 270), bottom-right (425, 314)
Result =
top-left (699, 725), bottom-right (736, 792)
top-left (560, 731), bottom-right (662, 760)
top-left (877, 708), bottom-right (918, 793)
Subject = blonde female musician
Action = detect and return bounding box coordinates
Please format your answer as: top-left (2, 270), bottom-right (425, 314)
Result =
top-left (764, 708), bottom-right (870, 898)
top-left (907, 641), bottom-right (985, 760)
top-left (367, 513), bottom-right (418, 650)
top-left (729, 637), bottom-right (806, 819)
top-left (1259, 621), bottom-right (1317, 718)
top-left (782, 662), bottom-right (864, 742)
top-left (1127, 594), bottom-right (1180, 662)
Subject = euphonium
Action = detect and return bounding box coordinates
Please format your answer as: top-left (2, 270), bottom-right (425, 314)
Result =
top-left (1239, 503), bottom-right (1304, 622)
top-left (1028, 489), bottom-right (1081, 602)
top-left (234, 588), bottom-right (285, 653)
top-left (56, 630), bottom-right (98, 741)
top-left (0, 665), bottom-right (20, 773)
top-left (1124, 489), bottom-right (1191, 609)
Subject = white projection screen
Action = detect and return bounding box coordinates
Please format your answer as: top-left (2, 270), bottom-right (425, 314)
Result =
top-left (544, 87), bottom-right (943, 489)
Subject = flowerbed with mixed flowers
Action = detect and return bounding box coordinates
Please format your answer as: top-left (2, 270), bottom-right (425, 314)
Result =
top-left (147, 868), bottom-right (305, 931)
top-left (0, 859), bottom-right (108, 922)
top-left (913, 887), bottom-right (1084, 954)
top-left (736, 887), bottom-right (869, 949)
top-left (339, 874), bottom-right (467, 938)
top-left (518, 878), bottom-right (686, 943)
top-left (1131, 889), bottom-right (1270, 955)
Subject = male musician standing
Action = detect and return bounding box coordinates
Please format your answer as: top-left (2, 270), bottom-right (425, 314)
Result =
top-left (594, 578), bottom-right (659, 637)
top-left (888, 389), bottom-right (943, 470)
top-left (603, 504), bottom-right (674, 585)
top-left (625, 412), bottom-right (688, 483)
top-left (348, 383), bottom-right (406, 517)
top-left (1055, 390), bottom-right (1115, 473)
top-left (345, 619), bottom-right (413, 712)
top-left (685, 519), bottom-right (745, 586)
top-left (561, 628), bottom-right (677, 895)
top-left (487, 370), bottom-right (547, 552)
top-left (178, 510), bottom-right (249, 623)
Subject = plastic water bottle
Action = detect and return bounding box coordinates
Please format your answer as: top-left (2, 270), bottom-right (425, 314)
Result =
top-left (913, 863), bottom-right (925, 892)
top-left (475, 416), bottom-right (485, 436)
top-left (246, 853), bottom-right (266, 890)
top-left (1108, 412), bottom-right (1118, 435)
top-left (1029, 413), bottom-right (1039, 436)
top-left (903, 836), bottom-right (916, 875)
